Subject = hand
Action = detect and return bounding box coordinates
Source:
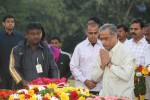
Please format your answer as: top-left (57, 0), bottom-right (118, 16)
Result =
top-left (20, 79), bottom-right (29, 87)
top-left (100, 49), bottom-right (111, 69)
top-left (84, 79), bottom-right (96, 89)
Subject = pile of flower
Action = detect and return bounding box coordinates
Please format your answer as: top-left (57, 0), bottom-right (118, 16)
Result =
top-left (9, 83), bottom-right (90, 100)
top-left (86, 96), bottom-right (132, 100)
top-left (29, 77), bottom-right (70, 88)
top-left (134, 65), bottom-right (150, 97)
top-left (0, 90), bottom-right (16, 100)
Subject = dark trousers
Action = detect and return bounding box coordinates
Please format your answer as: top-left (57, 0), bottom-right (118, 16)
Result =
top-left (0, 74), bottom-right (13, 89)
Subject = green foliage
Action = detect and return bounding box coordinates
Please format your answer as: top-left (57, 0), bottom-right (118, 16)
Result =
top-left (38, 88), bottom-right (54, 96)
top-left (0, 0), bottom-right (150, 53)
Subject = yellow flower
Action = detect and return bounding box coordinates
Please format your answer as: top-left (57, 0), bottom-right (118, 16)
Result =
top-left (28, 89), bottom-right (34, 96)
top-left (134, 66), bottom-right (137, 70)
top-left (47, 83), bottom-right (57, 89)
top-left (9, 95), bottom-right (13, 100)
top-left (59, 92), bottom-right (69, 100)
top-left (44, 93), bottom-right (50, 99)
top-left (19, 94), bottom-right (25, 100)
top-left (28, 96), bottom-right (36, 100)
top-left (142, 67), bottom-right (149, 75)
top-left (78, 96), bottom-right (85, 100)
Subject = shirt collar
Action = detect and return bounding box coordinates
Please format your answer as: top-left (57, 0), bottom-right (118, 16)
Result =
top-left (109, 41), bottom-right (121, 53)
top-left (26, 41), bottom-right (44, 49)
top-left (131, 36), bottom-right (146, 44)
top-left (85, 38), bottom-right (102, 46)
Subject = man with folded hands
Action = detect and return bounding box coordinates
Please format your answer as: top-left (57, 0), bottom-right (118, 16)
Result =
top-left (92, 23), bottom-right (135, 99)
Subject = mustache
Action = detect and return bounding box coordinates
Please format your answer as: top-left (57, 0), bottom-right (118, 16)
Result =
top-left (131, 32), bottom-right (136, 35)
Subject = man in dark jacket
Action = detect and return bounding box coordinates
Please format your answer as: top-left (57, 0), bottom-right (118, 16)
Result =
top-left (0, 15), bottom-right (24, 89)
top-left (9, 22), bottom-right (59, 89)
top-left (50, 37), bottom-right (71, 79)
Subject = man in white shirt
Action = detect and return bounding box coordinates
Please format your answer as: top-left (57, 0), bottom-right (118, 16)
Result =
top-left (117, 24), bottom-right (129, 45)
top-left (144, 24), bottom-right (150, 100)
top-left (70, 24), bottom-right (103, 94)
top-left (127, 18), bottom-right (148, 66)
top-left (92, 23), bottom-right (135, 98)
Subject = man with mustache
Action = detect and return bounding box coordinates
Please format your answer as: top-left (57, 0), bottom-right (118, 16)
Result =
top-left (127, 18), bottom-right (148, 66)
top-left (144, 24), bottom-right (150, 100)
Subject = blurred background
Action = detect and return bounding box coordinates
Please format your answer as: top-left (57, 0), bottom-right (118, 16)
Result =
top-left (0, 0), bottom-right (150, 53)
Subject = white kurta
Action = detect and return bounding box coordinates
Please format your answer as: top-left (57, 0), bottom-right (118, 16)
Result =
top-left (145, 45), bottom-right (150, 100)
top-left (70, 38), bottom-right (103, 91)
top-left (92, 41), bottom-right (135, 98)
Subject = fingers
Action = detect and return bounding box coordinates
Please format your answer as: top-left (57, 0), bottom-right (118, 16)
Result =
top-left (84, 80), bottom-right (96, 89)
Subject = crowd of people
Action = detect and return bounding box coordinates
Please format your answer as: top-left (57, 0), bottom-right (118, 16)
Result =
top-left (0, 14), bottom-right (150, 100)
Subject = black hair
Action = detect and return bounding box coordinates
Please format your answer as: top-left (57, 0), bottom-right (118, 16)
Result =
top-left (131, 18), bottom-right (145, 28)
top-left (26, 22), bottom-right (45, 41)
top-left (50, 36), bottom-right (61, 43)
top-left (144, 23), bottom-right (150, 28)
top-left (117, 24), bottom-right (129, 32)
top-left (3, 15), bottom-right (15, 22)
top-left (88, 17), bottom-right (101, 26)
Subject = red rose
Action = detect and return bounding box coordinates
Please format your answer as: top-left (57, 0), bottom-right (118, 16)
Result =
top-left (70, 91), bottom-right (78, 100)
top-left (42, 97), bottom-right (49, 100)
top-left (138, 65), bottom-right (143, 72)
top-left (61, 77), bottom-right (66, 82)
top-left (25, 94), bottom-right (31, 99)
top-left (0, 90), bottom-right (8, 99)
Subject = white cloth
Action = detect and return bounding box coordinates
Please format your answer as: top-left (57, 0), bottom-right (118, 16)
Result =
top-left (70, 38), bottom-right (103, 91)
top-left (123, 38), bottom-right (129, 46)
top-left (60, 49), bottom-right (71, 59)
top-left (145, 45), bottom-right (150, 100)
top-left (127, 37), bottom-right (148, 66)
top-left (92, 41), bottom-right (135, 98)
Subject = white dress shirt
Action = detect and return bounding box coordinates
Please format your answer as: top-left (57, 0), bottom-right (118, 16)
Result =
top-left (123, 38), bottom-right (129, 46)
top-left (127, 37), bottom-right (148, 66)
top-left (92, 41), bottom-right (135, 98)
top-left (145, 45), bottom-right (150, 100)
top-left (70, 38), bottom-right (103, 91)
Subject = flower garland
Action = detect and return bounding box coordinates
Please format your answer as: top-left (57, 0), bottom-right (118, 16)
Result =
top-left (9, 84), bottom-right (90, 100)
top-left (134, 65), bottom-right (150, 97)
top-left (29, 77), bottom-right (70, 88)
top-left (0, 90), bottom-right (16, 100)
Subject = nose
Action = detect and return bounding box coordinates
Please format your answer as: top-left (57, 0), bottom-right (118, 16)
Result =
top-left (101, 39), bottom-right (106, 45)
top-left (130, 29), bottom-right (135, 33)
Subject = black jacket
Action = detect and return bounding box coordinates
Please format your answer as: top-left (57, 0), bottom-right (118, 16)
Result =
top-left (10, 40), bottom-right (59, 89)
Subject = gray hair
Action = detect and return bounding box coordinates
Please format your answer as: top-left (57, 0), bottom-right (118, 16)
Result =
top-left (99, 23), bottom-right (117, 35)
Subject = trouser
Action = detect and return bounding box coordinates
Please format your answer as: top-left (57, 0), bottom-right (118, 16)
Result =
top-left (0, 74), bottom-right (13, 89)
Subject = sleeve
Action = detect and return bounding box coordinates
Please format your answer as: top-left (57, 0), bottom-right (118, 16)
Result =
top-left (9, 48), bottom-right (23, 84)
top-left (110, 52), bottom-right (135, 81)
top-left (49, 51), bottom-right (59, 78)
top-left (70, 46), bottom-right (86, 83)
top-left (92, 53), bottom-right (104, 82)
